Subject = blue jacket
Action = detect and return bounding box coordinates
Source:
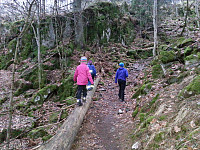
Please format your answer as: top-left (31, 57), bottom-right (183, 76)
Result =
top-left (87, 64), bottom-right (96, 76)
top-left (115, 67), bottom-right (128, 83)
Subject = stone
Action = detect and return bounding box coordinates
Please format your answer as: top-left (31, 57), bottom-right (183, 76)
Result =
top-left (132, 141), bottom-right (141, 149)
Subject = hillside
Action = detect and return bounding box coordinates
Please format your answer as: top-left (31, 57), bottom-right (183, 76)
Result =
top-left (0, 1), bottom-right (200, 150)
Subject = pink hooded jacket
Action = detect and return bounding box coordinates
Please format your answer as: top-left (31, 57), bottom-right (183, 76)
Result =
top-left (74, 63), bottom-right (94, 85)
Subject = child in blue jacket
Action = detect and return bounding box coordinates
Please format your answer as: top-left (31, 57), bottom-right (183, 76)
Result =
top-left (115, 62), bottom-right (128, 102)
top-left (87, 60), bottom-right (96, 90)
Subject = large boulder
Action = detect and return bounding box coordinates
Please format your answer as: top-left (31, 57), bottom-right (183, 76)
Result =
top-left (179, 75), bottom-right (200, 98)
top-left (31, 84), bottom-right (58, 105)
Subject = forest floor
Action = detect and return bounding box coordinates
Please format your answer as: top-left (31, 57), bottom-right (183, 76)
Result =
top-left (71, 59), bottom-right (152, 150)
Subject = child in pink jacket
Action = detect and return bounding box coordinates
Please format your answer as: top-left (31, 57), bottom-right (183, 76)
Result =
top-left (74, 56), bottom-right (94, 106)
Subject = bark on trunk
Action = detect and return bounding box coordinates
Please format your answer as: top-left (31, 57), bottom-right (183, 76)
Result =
top-left (37, 0), bottom-right (42, 90)
top-left (153, 0), bottom-right (158, 57)
top-left (6, 1), bottom-right (36, 148)
top-left (180, 0), bottom-right (189, 36)
top-left (195, 0), bottom-right (200, 28)
top-left (74, 0), bottom-right (85, 48)
top-left (37, 78), bottom-right (100, 150)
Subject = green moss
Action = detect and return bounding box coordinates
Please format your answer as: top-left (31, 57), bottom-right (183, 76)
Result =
top-left (197, 52), bottom-right (200, 59)
top-left (159, 50), bottom-right (176, 64)
top-left (158, 115), bottom-right (167, 121)
top-left (154, 132), bottom-right (165, 142)
top-left (132, 107), bottom-right (139, 118)
top-left (0, 97), bottom-right (8, 105)
top-left (0, 129), bottom-right (24, 144)
top-left (184, 46), bottom-right (193, 56)
top-left (152, 64), bottom-right (163, 79)
top-left (132, 83), bottom-right (153, 99)
top-left (28, 128), bottom-right (48, 139)
top-left (176, 38), bottom-right (194, 48)
top-left (139, 113), bottom-right (147, 122)
top-left (158, 45), bottom-right (169, 51)
top-left (24, 67), bottom-right (49, 89)
top-left (31, 84), bottom-right (58, 105)
top-left (150, 94), bottom-right (159, 105)
top-left (49, 112), bottom-right (59, 123)
top-left (42, 135), bottom-right (52, 141)
top-left (185, 54), bottom-right (195, 61)
top-left (149, 143), bottom-right (160, 149)
top-left (179, 75), bottom-right (200, 98)
top-left (14, 82), bottom-right (33, 96)
top-left (7, 38), bottom-right (17, 51)
top-left (83, 2), bottom-right (135, 45)
top-left (143, 116), bottom-right (155, 128)
top-left (16, 101), bottom-right (26, 111)
top-left (57, 74), bottom-right (77, 102)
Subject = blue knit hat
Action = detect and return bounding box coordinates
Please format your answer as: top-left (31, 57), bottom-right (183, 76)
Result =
top-left (119, 62), bottom-right (124, 67)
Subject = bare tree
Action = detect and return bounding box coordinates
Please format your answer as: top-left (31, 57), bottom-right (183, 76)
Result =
top-left (6, 1), bottom-right (36, 149)
top-left (74, 0), bottom-right (85, 48)
top-left (180, 0), bottom-right (189, 36)
top-left (195, 0), bottom-right (200, 28)
top-left (153, 0), bottom-right (158, 57)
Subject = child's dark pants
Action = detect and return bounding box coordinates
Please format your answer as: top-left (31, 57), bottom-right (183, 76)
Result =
top-left (77, 85), bottom-right (87, 99)
top-left (118, 79), bottom-right (126, 101)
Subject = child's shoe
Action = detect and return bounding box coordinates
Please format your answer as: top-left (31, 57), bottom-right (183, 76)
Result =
top-left (77, 99), bottom-right (83, 106)
top-left (83, 97), bottom-right (86, 103)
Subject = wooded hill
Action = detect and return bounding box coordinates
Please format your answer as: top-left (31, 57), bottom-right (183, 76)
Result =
top-left (0, 0), bottom-right (199, 149)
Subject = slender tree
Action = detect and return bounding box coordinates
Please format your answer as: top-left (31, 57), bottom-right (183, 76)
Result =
top-left (37, 0), bottom-right (42, 89)
top-left (153, 0), bottom-right (158, 57)
top-left (6, 1), bottom-right (36, 149)
top-left (195, 0), bottom-right (200, 28)
top-left (180, 0), bottom-right (189, 36)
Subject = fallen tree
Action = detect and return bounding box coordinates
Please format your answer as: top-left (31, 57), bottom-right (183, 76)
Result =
top-left (36, 78), bottom-right (100, 150)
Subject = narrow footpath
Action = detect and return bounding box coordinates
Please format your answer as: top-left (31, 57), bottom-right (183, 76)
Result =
top-left (71, 59), bottom-right (151, 150)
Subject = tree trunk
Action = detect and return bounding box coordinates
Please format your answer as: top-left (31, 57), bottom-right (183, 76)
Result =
top-left (180, 0), bottom-right (189, 36)
top-left (6, 37), bottom-right (20, 150)
top-left (37, 0), bottom-right (42, 89)
top-left (6, 1), bottom-right (36, 148)
top-left (153, 0), bottom-right (158, 57)
top-left (37, 78), bottom-right (100, 150)
top-left (195, 0), bottom-right (200, 28)
top-left (42, 0), bottom-right (45, 16)
top-left (74, 0), bottom-right (85, 48)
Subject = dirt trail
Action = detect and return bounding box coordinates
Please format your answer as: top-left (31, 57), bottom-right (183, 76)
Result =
top-left (71, 59), bottom-right (151, 150)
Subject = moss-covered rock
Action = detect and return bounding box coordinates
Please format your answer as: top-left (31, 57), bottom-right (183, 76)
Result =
top-left (159, 50), bottom-right (176, 64)
top-left (0, 129), bottom-right (23, 144)
top-left (14, 81), bottom-right (33, 96)
top-left (132, 83), bottom-right (153, 99)
top-left (184, 54), bottom-right (200, 69)
top-left (24, 67), bottom-right (49, 89)
top-left (152, 64), bottom-right (164, 79)
top-left (28, 128), bottom-right (48, 139)
top-left (57, 74), bottom-right (77, 102)
top-left (176, 38), bottom-right (194, 48)
top-left (184, 46), bottom-right (193, 56)
top-left (179, 75), bottom-right (200, 98)
top-left (31, 84), bottom-right (58, 105)
top-left (158, 45), bottom-right (169, 51)
top-left (83, 2), bottom-right (135, 45)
